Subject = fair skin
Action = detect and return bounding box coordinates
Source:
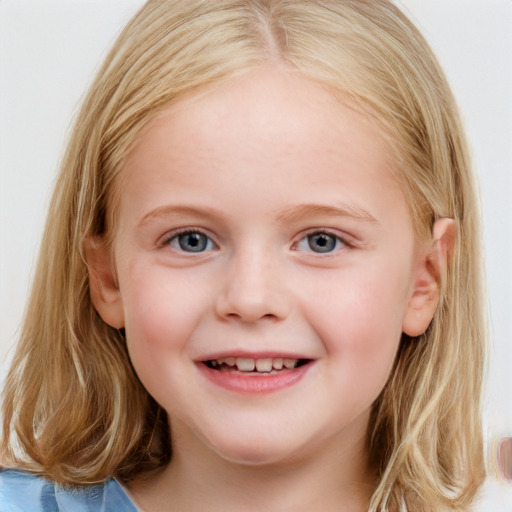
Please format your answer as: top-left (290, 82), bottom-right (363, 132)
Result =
top-left (88, 67), bottom-right (451, 512)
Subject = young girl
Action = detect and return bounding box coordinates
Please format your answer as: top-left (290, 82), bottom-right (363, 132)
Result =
top-left (0, 1), bottom-right (487, 511)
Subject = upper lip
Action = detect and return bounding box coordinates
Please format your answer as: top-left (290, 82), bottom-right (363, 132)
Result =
top-left (197, 351), bottom-right (314, 362)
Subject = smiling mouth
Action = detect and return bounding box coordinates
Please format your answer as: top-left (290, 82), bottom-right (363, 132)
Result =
top-left (204, 357), bottom-right (311, 374)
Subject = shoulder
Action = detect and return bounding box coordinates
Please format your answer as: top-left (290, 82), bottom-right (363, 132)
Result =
top-left (0, 468), bottom-right (139, 512)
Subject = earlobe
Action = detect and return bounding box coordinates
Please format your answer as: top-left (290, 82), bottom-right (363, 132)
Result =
top-left (402, 218), bottom-right (456, 337)
top-left (84, 236), bottom-right (125, 329)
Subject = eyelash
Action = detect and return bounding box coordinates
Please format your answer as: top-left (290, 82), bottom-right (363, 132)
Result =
top-left (159, 227), bottom-right (352, 256)
top-left (293, 230), bottom-right (350, 255)
top-left (159, 229), bottom-right (218, 253)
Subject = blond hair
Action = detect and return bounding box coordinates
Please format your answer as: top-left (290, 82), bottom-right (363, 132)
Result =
top-left (1, 1), bottom-right (486, 510)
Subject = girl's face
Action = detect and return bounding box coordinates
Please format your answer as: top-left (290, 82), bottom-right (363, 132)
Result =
top-left (91, 67), bottom-right (438, 467)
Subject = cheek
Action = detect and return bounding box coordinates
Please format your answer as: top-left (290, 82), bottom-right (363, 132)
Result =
top-left (119, 265), bottom-right (207, 363)
top-left (302, 263), bottom-right (410, 375)
top-left (119, 269), bottom-right (201, 406)
top-left (123, 285), bottom-right (173, 345)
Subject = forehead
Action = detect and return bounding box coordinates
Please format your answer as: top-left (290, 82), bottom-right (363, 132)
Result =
top-left (117, 67), bottom-right (408, 231)
top-left (125, 67), bottom-right (396, 177)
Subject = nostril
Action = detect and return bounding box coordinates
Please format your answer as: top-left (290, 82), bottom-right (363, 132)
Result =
top-left (219, 306), bottom-right (284, 324)
top-left (215, 269), bottom-right (291, 323)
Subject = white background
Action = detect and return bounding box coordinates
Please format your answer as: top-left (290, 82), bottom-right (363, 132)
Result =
top-left (0, 1), bottom-right (511, 509)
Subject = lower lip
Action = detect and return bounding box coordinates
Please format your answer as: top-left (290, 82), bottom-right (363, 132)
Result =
top-left (197, 362), bottom-right (312, 394)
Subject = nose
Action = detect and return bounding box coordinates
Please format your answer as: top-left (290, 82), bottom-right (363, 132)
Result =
top-left (215, 247), bottom-right (291, 323)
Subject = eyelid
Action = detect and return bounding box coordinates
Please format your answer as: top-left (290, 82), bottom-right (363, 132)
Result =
top-left (292, 229), bottom-right (353, 253)
top-left (158, 227), bottom-right (218, 251)
top-left (157, 227), bottom-right (355, 253)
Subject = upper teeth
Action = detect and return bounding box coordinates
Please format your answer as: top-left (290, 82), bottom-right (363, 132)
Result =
top-left (210, 357), bottom-right (299, 372)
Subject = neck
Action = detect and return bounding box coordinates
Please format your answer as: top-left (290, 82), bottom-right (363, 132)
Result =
top-left (129, 417), bottom-right (374, 512)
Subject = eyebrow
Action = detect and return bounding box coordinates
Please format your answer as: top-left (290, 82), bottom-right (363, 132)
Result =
top-left (138, 205), bottom-right (224, 227)
top-left (138, 202), bottom-right (378, 227)
top-left (275, 203), bottom-right (378, 224)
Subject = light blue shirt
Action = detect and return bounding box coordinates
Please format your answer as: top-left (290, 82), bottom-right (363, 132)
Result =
top-left (0, 469), bottom-right (139, 511)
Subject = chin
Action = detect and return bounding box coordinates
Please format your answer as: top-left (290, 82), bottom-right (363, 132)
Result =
top-left (216, 447), bottom-right (293, 467)
top-left (207, 430), bottom-right (307, 468)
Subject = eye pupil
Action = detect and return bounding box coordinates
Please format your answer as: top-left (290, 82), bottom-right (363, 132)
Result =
top-left (179, 233), bottom-right (208, 252)
top-left (308, 233), bottom-right (336, 253)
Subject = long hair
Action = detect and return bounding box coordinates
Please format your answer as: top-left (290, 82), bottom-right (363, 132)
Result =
top-left (1, 1), bottom-right (486, 510)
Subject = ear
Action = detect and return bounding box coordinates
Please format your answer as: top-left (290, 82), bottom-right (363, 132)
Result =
top-left (84, 236), bottom-right (125, 329)
top-left (402, 218), bottom-right (456, 337)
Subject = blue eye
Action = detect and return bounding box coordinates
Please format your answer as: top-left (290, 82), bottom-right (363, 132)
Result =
top-left (296, 232), bottom-right (344, 253)
top-left (168, 231), bottom-right (216, 252)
